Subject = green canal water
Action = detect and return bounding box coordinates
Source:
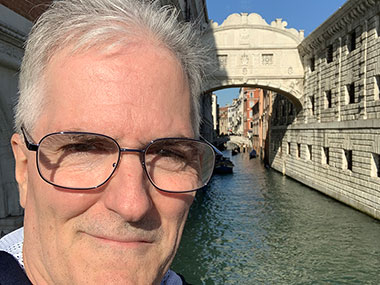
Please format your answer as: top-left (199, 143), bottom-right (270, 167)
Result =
top-left (172, 151), bottom-right (380, 284)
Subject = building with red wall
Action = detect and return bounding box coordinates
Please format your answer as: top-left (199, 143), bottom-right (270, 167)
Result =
top-left (240, 87), bottom-right (260, 137)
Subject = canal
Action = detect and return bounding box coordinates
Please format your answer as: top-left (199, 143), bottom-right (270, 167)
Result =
top-left (172, 151), bottom-right (380, 284)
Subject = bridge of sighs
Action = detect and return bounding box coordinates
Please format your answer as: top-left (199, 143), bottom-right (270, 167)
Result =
top-left (201, 12), bottom-right (305, 110)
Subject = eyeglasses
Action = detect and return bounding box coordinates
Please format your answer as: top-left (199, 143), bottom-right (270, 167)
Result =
top-left (21, 128), bottom-right (215, 193)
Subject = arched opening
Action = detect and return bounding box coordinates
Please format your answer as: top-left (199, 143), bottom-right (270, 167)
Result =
top-left (201, 85), bottom-right (297, 166)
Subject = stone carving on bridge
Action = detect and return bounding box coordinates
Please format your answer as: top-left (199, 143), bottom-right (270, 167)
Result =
top-left (240, 53), bottom-right (249, 65)
top-left (218, 54), bottom-right (228, 69)
top-left (239, 29), bottom-right (250, 45)
top-left (262, 54), bottom-right (273, 65)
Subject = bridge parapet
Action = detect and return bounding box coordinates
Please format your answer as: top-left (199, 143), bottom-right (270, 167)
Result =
top-left (229, 135), bottom-right (252, 148)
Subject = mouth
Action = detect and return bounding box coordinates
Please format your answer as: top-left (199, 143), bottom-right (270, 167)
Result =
top-left (82, 232), bottom-right (154, 249)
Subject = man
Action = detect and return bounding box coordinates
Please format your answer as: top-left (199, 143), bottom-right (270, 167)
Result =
top-left (0, 0), bottom-right (215, 284)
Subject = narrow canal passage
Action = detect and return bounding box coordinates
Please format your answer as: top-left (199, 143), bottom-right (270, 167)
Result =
top-left (172, 152), bottom-right (380, 284)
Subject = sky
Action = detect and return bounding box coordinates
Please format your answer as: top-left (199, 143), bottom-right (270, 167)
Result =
top-left (206, 0), bottom-right (347, 107)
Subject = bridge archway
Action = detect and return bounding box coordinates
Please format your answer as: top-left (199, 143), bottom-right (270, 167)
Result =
top-left (202, 13), bottom-right (305, 110)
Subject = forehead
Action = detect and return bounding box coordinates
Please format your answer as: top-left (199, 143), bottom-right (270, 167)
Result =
top-left (37, 42), bottom-right (193, 141)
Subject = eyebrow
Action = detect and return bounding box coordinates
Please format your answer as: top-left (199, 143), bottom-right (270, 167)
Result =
top-left (52, 129), bottom-right (194, 145)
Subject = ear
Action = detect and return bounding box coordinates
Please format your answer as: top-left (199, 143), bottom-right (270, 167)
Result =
top-left (11, 133), bottom-right (29, 208)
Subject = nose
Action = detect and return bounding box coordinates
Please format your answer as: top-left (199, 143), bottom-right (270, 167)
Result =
top-left (101, 153), bottom-right (152, 222)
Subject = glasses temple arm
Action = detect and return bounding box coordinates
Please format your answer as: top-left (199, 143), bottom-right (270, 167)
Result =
top-left (21, 127), bottom-right (38, 152)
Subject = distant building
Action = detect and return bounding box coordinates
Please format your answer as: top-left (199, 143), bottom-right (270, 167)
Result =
top-left (228, 97), bottom-right (243, 135)
top-left (251, 89), bottom-right (274, 162)
top-left (211, 93), bottom-right (219, 134)
top-left (240, 87), bottom-right (260, 137)
top-left (218, 106), bottom-right (229, 135)
top-left (200, 93), bottom-right (214, 142)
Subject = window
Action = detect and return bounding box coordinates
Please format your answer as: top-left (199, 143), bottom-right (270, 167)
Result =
top-left (371, 153), bottom-right (380, 178)
top-left (310, 56), bottom-right (315, 72)
top-left (289, 104), bottom-right (294, 116)
top-left (374, 76), bottom-right (380, 101)
top-left (322, 147), bottom-right (329, 165)
top-left (288, 142), bottom-right (291, 155)
top-left (262, 54), bottom-right (273, 65)
top-left (297, 144), bottom-right (301, 158)
top-left (310, 96), bottom-right (315, 115)
top-left (308, 145), bottom-right (313, 160)
top-left (344, 149), bottom-right (353, 171)
top-left (349, 30), bottom-right (356, 52)
top-left (325, 90), bottom-right (332, 109)
top-left (347, 83), bottom-right (355, 104)
top-left (327, 44), bottom-right (333, 63)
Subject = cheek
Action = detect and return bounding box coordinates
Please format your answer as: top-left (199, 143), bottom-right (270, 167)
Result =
top-left (26, 160), bottom-right (100, 223)
top-left (154, 192), bottom-right (195, 224)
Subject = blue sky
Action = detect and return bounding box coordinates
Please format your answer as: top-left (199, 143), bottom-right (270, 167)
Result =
top-left (206, 0), bottom-right (347, 107)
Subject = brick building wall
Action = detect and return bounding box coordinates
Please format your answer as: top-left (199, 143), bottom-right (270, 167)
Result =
top-left (218, 106), bottom-right (228, 135)
top-left (241, 87), bottom-right (260, 136)
top-left (0, 2), bottom-right (40, 235)
top-left (270, 0), bottom-right (380, 219)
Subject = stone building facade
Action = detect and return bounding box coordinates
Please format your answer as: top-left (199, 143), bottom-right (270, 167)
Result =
top-left (0, 2), bottom-right (38, 236)
top-left (241, 87), bottom-right (260, 137)
top-left (0, 0), bottom-right (209, 235)
top-left (251, 89), bottom-right (273, 162)
top-left (218, 106), bottom-right (229, 135)
top-left (211, 93), bottom-right (219, 134)
top-left (270, 0), bottom-right (380, 219)
top-left (227, 96), bottom-right (244, 135)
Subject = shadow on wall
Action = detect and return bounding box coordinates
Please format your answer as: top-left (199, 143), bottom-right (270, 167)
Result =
top-left (199, 24), bottom-right (228, 143)
top-left (267, 94), bottom-right (299, 167)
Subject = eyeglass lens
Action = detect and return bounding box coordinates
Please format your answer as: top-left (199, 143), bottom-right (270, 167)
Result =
top-left (36, 133), bottom-right (215, 192)
top-left (37, 133), bottom-right (119, 189)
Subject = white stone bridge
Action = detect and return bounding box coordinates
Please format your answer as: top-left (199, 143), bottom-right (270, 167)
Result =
top-left (228, 135), bottom-right (252, 148)
top-left (201, 12), bottom-right (305, 110)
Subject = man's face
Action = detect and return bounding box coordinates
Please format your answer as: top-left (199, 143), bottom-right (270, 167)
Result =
top-left (12, 42), bottom-right (195, 284)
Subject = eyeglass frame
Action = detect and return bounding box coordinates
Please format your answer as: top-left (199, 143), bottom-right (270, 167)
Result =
top-left (21, 127), bottom-right (216, 193)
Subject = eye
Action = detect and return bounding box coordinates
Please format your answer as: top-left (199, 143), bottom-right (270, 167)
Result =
top-left (60, 143), bottom-right (97, 152)
top-left (157, 148), bottom-right (187, 160)
top-left (58, 138), bottom-right (116, 155)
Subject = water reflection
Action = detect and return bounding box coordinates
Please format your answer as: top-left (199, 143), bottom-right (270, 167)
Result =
top-left (172, 152), bottom-right (380, 284)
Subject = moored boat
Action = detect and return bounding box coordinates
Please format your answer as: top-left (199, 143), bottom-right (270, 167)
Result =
top-left (213, 147), bottom-right (234, 174)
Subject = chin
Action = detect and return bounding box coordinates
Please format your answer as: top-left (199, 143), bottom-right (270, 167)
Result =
top-left (71, 269), bottom-right (161, 285)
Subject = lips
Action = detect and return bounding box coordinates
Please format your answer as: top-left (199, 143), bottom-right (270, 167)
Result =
top-left (81, 231), bottom-right (155, 247)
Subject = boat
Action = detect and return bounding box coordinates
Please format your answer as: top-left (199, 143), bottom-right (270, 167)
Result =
top-left (213, 147), bottom-right (234, 174)
top-left (231, 147), bottom-right (240, 156)
top-left (249, 149), bottom-right (257, 159)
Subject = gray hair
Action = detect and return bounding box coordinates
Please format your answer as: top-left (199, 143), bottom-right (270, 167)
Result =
top-left (15, 0), bottom-right (209, 137)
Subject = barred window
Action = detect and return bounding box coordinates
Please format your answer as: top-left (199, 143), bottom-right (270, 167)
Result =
top-left (326, 45), bottom-right (333, 63)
